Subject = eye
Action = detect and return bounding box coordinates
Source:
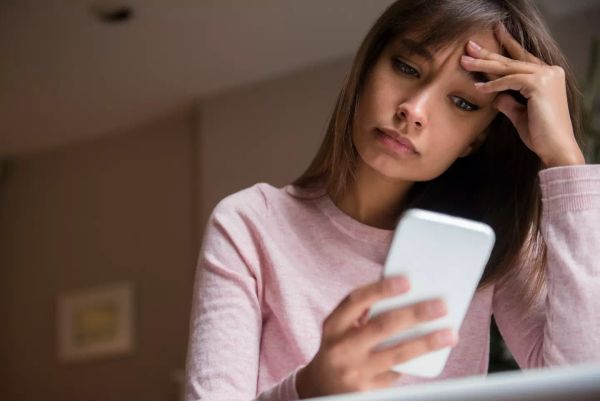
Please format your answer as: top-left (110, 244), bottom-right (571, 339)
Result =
top-left (392, 59), bottom-right (419, 77)
top-left (451, 96), bottom-right (480, 112)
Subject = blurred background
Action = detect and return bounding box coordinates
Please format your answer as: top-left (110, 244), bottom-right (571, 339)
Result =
top-left (0, 1), bottom-right (599, 400)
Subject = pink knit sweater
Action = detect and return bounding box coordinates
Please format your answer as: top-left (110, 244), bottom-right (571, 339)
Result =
top-left (184, 165), bottom-right (600, 401)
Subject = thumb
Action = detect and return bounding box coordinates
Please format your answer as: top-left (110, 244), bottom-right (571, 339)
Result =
top-left (494, 93), bottom-right (527, 132)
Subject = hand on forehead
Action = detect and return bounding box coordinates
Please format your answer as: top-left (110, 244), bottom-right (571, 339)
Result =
top-left (462, 29), bottom-right (504, 81)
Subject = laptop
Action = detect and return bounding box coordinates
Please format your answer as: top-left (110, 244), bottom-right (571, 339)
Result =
top-left (306, 363), bottom-right (600, 401)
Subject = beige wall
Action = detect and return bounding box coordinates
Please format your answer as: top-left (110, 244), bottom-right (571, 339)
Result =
top-left (197, 56), bottom-right (352, 226)
top-left (0, 110), bottom-right (196, 401)
top-left (0, 56), bottom-right (351, 401)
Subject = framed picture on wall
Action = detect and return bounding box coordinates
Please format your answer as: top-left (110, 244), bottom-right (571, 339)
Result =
top-left (56, 281), bottom-right (135, 362)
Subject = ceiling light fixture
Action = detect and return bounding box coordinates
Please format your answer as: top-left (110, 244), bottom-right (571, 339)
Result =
top-left (91, 1), bottom-right (134, 24)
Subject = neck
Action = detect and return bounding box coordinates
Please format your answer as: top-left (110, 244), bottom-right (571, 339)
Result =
top-left (330, 161), bottom-right (414, 230)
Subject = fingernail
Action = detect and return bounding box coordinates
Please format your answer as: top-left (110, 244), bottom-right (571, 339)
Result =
top-left (392, 276), bottom-right (410, 293)
top-left (435, 329), bottom-right (457, 346)
top-left (468, 40), bottom-right (481, 51)
top-left (461, 55), bottom-right (475, 62)
top-left (426, 299), bottom-right (447, 317)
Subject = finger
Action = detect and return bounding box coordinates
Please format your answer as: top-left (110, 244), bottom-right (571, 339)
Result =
top-left (367, 328), bottom-right (458, 377)
top-left (346, 298), bottom-right (448, 351)
top-left (495, 92), bottom-right (526, 116)
top-left (494, 22), bottom-right (544, 65)
top-left (324, 276), bottom-right (410, 340)
top-left (475, 73), bottom-right (534, 99)
top-left (494, 93), bottom-right (529, 135)
top-left (355, 309), bottom-right (370, 328)
top-left (461, 55), bottom-right (538, 76)
top-left (370, 370), bottom-right (402, 390)
top-left (465, 40), bottom-right (538, 72)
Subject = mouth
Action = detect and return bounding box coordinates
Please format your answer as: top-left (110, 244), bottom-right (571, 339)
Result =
top-left (376, 128), bottom-right (418, 154)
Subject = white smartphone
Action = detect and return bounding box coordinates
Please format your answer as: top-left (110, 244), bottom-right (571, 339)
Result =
top-left (367, 208), bottom-right (496, 378)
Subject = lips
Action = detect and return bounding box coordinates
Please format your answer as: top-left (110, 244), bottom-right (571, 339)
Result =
top-left (377, 128), bottom-right (418, 153)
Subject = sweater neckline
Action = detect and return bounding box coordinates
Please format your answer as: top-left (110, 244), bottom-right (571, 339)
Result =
top-left (285, 184), bottom-right (395, 244)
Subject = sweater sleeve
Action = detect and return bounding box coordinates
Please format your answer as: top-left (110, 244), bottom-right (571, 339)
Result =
top-left (492, 164), bottom-right (600, 368)
top-left (183, 190), bottom-right (301, 401)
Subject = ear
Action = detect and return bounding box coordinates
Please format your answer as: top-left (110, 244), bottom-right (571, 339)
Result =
top-left (458, 130), bottom-right (488, 158)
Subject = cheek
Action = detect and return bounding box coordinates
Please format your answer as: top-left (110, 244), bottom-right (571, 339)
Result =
top-left (418, 119), bottom-right (490, 175)
top-left (433, 109), bottom-right (496, 149)
top-left (421, 138), bottom-right (463, 174)
top-left (357, 64), bottom-right (400, 118)
top-left (357, 85), bottom-right (392, 124)
top-left (427, 119), bottom-right (473, 152)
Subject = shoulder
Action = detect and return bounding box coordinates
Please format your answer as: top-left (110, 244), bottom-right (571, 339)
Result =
top-left (212, 183), bottom-right (273, 221)
top-left (215, 181), bottom-right (326, 212)
top-left (211, 181), bottom-right (327, 225)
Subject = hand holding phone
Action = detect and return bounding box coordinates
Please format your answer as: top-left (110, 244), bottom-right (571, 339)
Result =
top-left (368, 209), bottom-right (496, 378)
top-left (296, 277), bottom-right (459, 398)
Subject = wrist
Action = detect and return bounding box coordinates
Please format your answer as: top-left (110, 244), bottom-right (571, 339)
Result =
top-left (541, 149), bottom-right (586, 169)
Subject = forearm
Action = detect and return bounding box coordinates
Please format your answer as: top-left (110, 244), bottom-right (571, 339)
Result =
top-left (539, 164), bottom-right (600, 364)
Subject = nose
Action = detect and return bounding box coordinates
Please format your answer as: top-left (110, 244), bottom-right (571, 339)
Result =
top-left (396, 92), bottom-right (429, 130)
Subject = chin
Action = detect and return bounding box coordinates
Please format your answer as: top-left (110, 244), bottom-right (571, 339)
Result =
top-left (359, 152), bottom-right (422, 182)
top-left (353, 131), bottom-right (444, 182)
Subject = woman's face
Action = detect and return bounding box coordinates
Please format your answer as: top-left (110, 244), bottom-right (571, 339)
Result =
top-left (353, 29), bottom-right (503, 181)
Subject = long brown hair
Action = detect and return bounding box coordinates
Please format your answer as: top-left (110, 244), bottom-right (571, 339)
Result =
top-left (293, 0), bottom-right (585, 308)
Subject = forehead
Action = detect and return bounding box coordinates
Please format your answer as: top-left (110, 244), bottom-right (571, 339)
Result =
top-left (466, 30), bottom-right (502, 54)
top-left (388, 28), bottom-right (503, 60)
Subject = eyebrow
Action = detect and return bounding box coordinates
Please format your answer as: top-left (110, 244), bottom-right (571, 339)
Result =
top-left (399, 38), bottom-right (492, 84)
top-left (399, 38), bottom-right (434, 61)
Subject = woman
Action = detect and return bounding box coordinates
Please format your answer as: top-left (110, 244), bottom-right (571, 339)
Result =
top-left (184, 1), bottom-right (600, 400)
